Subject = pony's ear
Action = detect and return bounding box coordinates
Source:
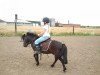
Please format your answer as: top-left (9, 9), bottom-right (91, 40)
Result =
top-left (23, 34), bottom-right (26, 37)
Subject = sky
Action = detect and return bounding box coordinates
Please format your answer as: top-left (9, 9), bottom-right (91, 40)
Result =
top-left (0, 0), bottom-right (100, 26)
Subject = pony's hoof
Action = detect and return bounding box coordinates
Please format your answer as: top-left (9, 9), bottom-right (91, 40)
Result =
top-left (36, 63), bottom-right (39, 66)
top-left (64, 61), bottom-right (68, 64)
top-left (63, 68), bottom-right (66, 72)
top-left (51, 64), bottom-right (54, 67)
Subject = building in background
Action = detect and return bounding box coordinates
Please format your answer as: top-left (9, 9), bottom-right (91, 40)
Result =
top-left (28, 21), bottom-right (41, 26)
top-left (55, 22), bottom-right (81, 28)
top-left (49, 18), bottom-right (56, 27)
top-left (0, 19), bottom-right (6, 25)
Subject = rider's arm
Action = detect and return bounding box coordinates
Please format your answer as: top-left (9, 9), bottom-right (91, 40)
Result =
top-left (38, 29), bottom-right (46, 36)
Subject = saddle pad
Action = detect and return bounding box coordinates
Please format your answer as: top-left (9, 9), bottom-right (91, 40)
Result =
top-left (40, 40), bottom-right (51, 51)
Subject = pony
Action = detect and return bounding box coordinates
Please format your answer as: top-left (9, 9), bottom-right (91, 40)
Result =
top-left (21, 32), bottom-right (68, 72)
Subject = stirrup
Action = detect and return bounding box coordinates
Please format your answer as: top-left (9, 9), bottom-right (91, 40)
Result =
top-left (34, 44), bottom-right (41, 54)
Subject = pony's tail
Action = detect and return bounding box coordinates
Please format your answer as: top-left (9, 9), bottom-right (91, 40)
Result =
top-left (62, 44), bottom-right (68, 64)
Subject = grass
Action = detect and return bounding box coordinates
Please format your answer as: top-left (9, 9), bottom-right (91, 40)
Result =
top-left (0, 32), bottom-right (24, 37)
top-left (0, 25), bottom-right (100, 37)
top-left (51, 32), bottom-right (100, 36)
top-left (0, 32), bottom-right (100, 37)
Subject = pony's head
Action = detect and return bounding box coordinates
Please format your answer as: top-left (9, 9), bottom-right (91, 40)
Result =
top-left (21, 32), bottom-right (38, 47)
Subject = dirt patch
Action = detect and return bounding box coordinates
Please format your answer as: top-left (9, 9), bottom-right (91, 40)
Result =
top-left (0, 36), bottom-right (100, 75)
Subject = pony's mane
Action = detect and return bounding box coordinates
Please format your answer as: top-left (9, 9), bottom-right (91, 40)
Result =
top-left (26, 32), bottom-right (38, 37)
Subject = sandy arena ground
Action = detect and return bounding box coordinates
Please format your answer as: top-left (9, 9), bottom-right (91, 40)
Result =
top-left (0, 36), bottom-right (100, 75)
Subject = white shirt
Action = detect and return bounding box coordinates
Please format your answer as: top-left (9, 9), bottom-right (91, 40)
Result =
top-left (42, 24), bottom-right (50, 37)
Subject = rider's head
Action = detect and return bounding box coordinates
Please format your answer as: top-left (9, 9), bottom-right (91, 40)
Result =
top-left (42, 17), bottom-right (49, 24)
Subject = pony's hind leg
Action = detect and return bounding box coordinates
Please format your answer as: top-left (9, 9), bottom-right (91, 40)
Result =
top-left (59, 57), bottom-right (66, 72)
top-left (51, 56), bottom-right (58, 67)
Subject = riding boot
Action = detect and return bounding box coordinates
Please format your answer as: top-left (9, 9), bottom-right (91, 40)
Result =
top-left (35, 45), bottom-right (41, 54)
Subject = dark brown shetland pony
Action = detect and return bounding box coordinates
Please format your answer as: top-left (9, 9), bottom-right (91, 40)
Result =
top-left (21, 32), bottom-right (68, 72)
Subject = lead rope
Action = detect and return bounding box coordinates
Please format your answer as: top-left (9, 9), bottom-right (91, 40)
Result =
top-left (47, 40), bottom-right (52, 50)
top-left (46, 40), bottom-right (51, 59)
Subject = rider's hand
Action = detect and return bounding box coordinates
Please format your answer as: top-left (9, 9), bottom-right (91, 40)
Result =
top-left (38, 34), bottom-right (40, 36)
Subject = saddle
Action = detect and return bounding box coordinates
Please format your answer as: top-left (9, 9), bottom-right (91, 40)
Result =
top-left (39, 38), bottom-right (52, 51)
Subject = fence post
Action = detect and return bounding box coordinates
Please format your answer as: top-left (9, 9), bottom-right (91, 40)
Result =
top-left (15, 14), bottom-right (17, 34)
top-left (73, 26), bottom-right (75, 34)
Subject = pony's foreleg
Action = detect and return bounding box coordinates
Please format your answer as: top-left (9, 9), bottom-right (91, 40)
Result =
top-left (34, 54), bottom-right (39, 66)
top-left (59, 57), bottom-right (66, 72)
top-left (51, 56), bottom-right (58, 67)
